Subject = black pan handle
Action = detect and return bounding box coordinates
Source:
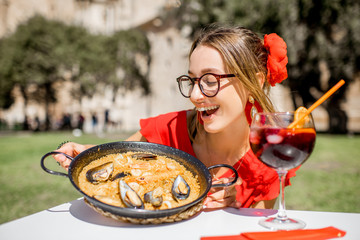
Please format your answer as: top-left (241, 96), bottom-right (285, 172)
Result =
top-left (40, 151), bottom-right (73, 178)
top-left (207, 164), bottom-right (239, 188)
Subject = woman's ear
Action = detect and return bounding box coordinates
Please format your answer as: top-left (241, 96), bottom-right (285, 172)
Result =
top-left (256, 72), bottom-right (266, 88)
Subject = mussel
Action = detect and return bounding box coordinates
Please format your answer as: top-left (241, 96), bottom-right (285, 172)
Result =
top-left (86, 162), bottom-right (114, 184)
top-left (110, 172), bottom-right (129, 181)
top-left (144, 187), bottom-right (163, 207)
top-left (171, 175), bottom-right (190, 200)
top-left (119, 180), bottom-right (144, 209)
top-left (131, 153), bottom-right (157, 160)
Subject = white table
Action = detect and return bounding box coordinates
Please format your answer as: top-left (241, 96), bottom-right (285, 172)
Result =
top-left (1, 198), bottom-right (359, 240)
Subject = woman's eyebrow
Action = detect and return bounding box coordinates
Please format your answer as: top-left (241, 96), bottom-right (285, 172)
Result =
top-left (188, 68), bottom-right (222, 76)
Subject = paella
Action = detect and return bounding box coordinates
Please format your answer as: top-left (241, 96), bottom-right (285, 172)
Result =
top-left (78, 151), bottom-right (201, 210)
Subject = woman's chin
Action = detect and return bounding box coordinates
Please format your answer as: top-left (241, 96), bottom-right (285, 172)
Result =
top-left (203, 121), bottom-right (223, 134)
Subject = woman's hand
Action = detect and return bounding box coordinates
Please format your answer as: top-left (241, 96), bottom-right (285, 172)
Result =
top-left (204, 177), bottom-right (242, 209)
top-left (53, 142), bottom-right (94, 171)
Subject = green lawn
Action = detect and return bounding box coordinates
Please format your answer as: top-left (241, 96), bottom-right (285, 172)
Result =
top-left (0, 131), bottom-right (132, 224)
top-left (0, 131), bottom-right (359, 224)
top-left (286, 134), bottom-right (360, 213)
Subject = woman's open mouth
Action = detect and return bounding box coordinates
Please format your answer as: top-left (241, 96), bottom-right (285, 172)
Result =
top-left (197, 105), bottom-right (219, 117)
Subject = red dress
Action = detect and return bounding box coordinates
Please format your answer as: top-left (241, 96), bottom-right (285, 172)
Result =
top-left (140, 110), bottom-right (298, 208)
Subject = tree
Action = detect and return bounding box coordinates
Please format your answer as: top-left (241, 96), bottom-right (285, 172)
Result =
top-left (0, 15), bottom-right (69, 129)
top-left (169, 0), bottom-right (360, 133)
top-left (0, 15), bottom-right (151, 130)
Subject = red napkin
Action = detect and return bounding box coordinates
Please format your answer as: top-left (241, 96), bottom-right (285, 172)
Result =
top-left (201, 227), bottom-right (346, 240)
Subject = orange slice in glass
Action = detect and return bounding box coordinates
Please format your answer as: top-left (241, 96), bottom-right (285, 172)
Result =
top-left (294, 106), bottom-right (310, 128)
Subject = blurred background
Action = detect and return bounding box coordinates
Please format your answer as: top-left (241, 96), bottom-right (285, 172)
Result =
top-left (0, 0), bottom-right (359, 224)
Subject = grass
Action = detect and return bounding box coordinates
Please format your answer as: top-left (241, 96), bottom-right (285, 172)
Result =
top-left (0, 132), bottom-right (359, 224)
top-left (286, 134), bottom-right (360, 213)
top-left (0, 131), bottom-right (133, 224)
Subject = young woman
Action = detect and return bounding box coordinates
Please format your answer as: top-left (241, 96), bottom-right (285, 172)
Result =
top-left (54, 24), bottom-right (296, 210)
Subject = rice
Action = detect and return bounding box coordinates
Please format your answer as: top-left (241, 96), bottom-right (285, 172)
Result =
top-left (78, 152), bottom-right (200, 210)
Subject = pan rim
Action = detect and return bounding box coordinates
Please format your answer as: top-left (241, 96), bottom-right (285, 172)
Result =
top-left (67, 141), bottom-right (212, 219)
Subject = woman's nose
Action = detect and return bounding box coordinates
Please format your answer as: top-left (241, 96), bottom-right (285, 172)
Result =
top-left (190, 82), bottom-right (205, 100)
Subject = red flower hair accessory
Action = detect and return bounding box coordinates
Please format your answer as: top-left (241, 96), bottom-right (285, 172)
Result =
top-left (264, 33), bottom-right (288, 86)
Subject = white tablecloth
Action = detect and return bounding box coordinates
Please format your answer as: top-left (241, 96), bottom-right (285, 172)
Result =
top-left (1, 198), bottom-right (359, 240)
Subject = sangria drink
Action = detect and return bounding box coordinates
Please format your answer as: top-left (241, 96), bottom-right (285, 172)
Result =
top-left (250, 127), bottom-right (316, 171)
top-left (249, 111), bottom-right (316, 230)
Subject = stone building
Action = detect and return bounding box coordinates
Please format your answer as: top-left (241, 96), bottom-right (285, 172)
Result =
top-left (0, 0), bottom-right (359, 133)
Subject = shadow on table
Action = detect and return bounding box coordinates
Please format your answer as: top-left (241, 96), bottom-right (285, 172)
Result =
top-left (67, 198), bottom-right (193, 228)
top-left (68, 199), bottom-right (132, 227)
top-left (224, 207), bottom-right (277, 217)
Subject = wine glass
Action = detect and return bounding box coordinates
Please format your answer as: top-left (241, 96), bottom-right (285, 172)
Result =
top-left (249, 112), bottom-right (316, 230)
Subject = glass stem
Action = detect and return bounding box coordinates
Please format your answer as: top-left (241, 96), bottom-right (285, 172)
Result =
top-left (277, 170), bottom-right (288, 220)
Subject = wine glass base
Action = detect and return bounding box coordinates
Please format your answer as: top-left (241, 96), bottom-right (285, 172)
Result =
top-left (259, 217), bottom-right (306, 230)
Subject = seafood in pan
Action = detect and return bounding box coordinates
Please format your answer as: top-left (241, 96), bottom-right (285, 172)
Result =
top-left (86, 162), bottom-right (114, 184)
top-left (78, 152), bottom-right (200, 210)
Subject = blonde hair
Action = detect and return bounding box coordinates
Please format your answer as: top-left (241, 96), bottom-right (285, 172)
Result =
top-left (187, 24), bottom-right (275, 140)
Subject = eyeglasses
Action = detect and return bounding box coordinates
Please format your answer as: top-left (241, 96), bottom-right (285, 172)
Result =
top-left (176, 73), bottom-right (236, 98)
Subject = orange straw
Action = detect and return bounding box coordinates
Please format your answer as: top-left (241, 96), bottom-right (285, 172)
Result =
top-left (288, 79), bottom-right (345, 128)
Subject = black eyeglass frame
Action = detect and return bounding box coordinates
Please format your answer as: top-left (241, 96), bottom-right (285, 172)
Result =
top-left (176, 73), bottom-right (236, 98)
